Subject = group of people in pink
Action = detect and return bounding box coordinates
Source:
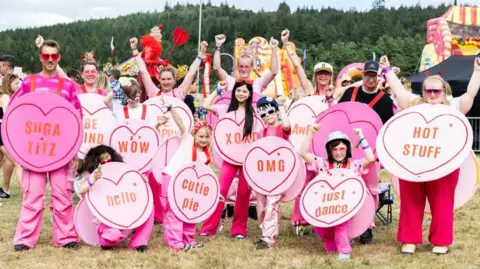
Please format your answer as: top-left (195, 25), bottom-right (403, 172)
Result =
top-left (2, 26), bottom-right (480, 263)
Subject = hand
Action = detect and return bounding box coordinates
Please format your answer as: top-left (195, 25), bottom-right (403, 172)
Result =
top-left (93, 169), bottom-right (103, 182)
top-left (35, 35), bottom-right (44, 49)
top-left (217, 81), bottom-right (227, 92)
top-left (379, 56), bottom-right (390, 69)
top-left (157, 115), bottom-right (169, 126)
top-left (281, 29), bottom-right (290, 45)
top-left (392, 66), bottom-right (401, 75)
top-left (474, 57), bottom-right (480, 72)
top-left (215, 34), bottom-right (226, 47)
top-left (353, 128), bottom-right (364, 139)
top-left (130, 37), bottom-right (138, 51)
top-left (269, 37), bottom-right (279, 49)
top-left (309, 124), bottom-right (320, 133)
top-left (199, 41), bottom-right (208, 57)
top-left (276, 95), bottom-right (286, 106)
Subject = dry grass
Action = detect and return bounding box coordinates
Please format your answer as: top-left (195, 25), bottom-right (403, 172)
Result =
top-left (1, 170), bottom-right (480, 269)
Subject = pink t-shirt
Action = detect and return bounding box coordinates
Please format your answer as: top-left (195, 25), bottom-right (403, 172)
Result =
top-left (11, 74), bottom-right (82, 118)
top-left (146, 82), bottom-right (186, 100)
top-left (307, 157), bottom-right (368, 176)
top-left (226, 74), bottom-right (265, 94)
top-left (259, 125), bottom-right (291, 141)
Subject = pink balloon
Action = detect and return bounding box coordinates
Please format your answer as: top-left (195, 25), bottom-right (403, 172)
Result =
top-left (74, 199), bottom-right (101, 247)
top-left (151, 135), bottom-right (182, 184)
top-left (1, 92), bottom-right (83, 172)
top-left (281, 155), bottom-right (306, 203)
top-left (207, 91), bottom-right (261, 127)
top-left (347, 190), bottom-right (376, 238)
top-left (313, 102), bottom-right (382, 160)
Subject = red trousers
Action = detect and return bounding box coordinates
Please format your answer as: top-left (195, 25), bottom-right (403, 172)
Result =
top-left (397, 169), bottom-right (459, 246)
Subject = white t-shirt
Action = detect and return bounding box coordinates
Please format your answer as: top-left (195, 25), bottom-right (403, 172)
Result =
top-left (163, 134), bottom-right (209, 177)
top-left (407, 92), bottom-right (460, 111)
top-left (112, 103), bottom-right (157, 127)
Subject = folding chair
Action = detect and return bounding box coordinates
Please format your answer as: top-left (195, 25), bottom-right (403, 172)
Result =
top-left (376, 182), bottom-right (394, 225)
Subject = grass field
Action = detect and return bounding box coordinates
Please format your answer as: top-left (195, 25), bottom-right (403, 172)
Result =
top-left (1, 171), bottom-right (480, 269)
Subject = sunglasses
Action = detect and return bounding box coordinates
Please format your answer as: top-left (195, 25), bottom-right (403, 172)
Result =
top-left (364, 74), bottom-right (378, 81)
top-left (126, 97), bottom-right (141, 103)
top-left (40, 53), bottom-right (60, 62)
top-left (423, 89), bottom-right (444, 95)
top-left (259, 107), bottom-right (276, 118)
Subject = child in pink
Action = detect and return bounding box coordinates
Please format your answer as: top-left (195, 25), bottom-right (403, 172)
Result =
top-left (74, 145), bottom-right (153, 252)
top-left (254, 96), bottom-right (291, 249)
top-left (300, 125), bottom-right (374, 260)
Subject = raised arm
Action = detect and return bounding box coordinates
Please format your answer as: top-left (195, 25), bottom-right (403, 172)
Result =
top-left (178, 41), bottom-right (208, 96)
top-left (202, 81), bottom-right (226, 112)
top-left (459, 57), bottom-right (480, 115)
top-left (130, 37), bottom-right (159, 98)
top-left (213, 34), bottom-right (228, 81)
top-left (300, 124), bottom-right (320, 165)
top-left (380, 56), bottom-right (411, 110)
top-left (281, 29), bottom-right (314, 94)
top-left (353, 128), bottom-right (374, 168)
top-left (276, 96), bottom-right (291, 131)
top-left (261, 37), bottom-right (279, 88)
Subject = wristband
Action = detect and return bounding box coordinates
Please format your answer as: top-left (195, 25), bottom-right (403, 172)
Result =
top-left (215, 86), bottom-right (223, 100)
top-left (356, 137), bottom-right (365, 148)
top-left (196, 56), bottom-right (204, 61)
top-left (362, 145), bottom-right (370, 150)
top-left (215, 47), bottom-right (222, 51)
top-left (167, 104), bottom-right (173, 112)
top-left (86, 175), bottom-right (94, 187)
top-left (382, 67), bottom-right (393, 75)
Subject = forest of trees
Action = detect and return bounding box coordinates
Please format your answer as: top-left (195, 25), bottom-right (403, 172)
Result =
top-left (0, 2), bottom-right (451, 78)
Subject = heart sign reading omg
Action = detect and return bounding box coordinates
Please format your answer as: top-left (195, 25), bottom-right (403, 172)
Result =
top-left (377, 104), bottom-right (472, 182)
top-left (168, 162), bottom-right (220, 223)
top-left (1, 92), bottom-right (82, 172)
top-left (108, 119), bottom-right (161, 173)
top-left (243, 136), bottom-right (299, 195)
top-left (300, 169), bottom-right (367, 228)
top-left (86, 162), bottom-right (153, 229)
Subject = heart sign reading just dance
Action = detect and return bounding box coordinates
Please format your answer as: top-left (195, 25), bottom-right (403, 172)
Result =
top-left (377, 104), bottom-right (473, 182)
top-left (1, 92), bottom-right (82, 172)
top-left (312, 102), bottom-right (382, 159)
top-left (243, 136), bottom-right (299, 195)
top-left (207, 91), bottom-right (262, 127)
top-left (144, 96), bottom-right (193, 139)
top-left (86, 162), bottom-right (153, 229)
top-left (78, 93), bottom-right (117, 159)
top-left (300, 169), bottom-right (367, 228)
top-left (213, 111), bottom-right (265, 165)
top-left (108, 119), bottom-right (161, 173)
top-left (287, 96), bottom-right (328, 150)
top-left (168, 162), bottom-right (220, 223)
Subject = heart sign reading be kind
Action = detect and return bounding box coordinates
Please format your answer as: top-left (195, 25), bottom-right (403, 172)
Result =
top-left (377, 104), bottom-right (473, 182)
top-left (243, 136), bottom-right (299, 195)
top-left (86, 162), bottom-right (153, 230)
top-left (300, 169), bottom-right (367, 228)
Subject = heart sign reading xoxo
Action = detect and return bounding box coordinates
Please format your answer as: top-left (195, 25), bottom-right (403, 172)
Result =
top-left (86, 162), bottom-right (153, 229)
top-left (312, 102), bottom-right (382, 159)
top-left (1, 92), bottom-right (82, 172)
top-left (207, 91), bottom-right (262, 128)
top-left (144, 96), bottom-right (193, 139)
top-left (377, 104), bottom-right (473, 182)
top-left (213, 111), bottom-right (265, 165)
top-left (168, 162), bottom-right (220, 223)
top-left (108, 119), bottom-right (161, 173)
top-left (78, 93), bottom-right (117, 159)
top-left (300, 169), bottom-right (367, 228)
top-left (243, 136), bottom-right (299, 195)
top-left (287, 96), bottom-right (328, 150)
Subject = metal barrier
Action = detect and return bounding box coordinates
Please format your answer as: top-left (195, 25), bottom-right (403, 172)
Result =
top-left (468, 117), bottom-right (480, 153)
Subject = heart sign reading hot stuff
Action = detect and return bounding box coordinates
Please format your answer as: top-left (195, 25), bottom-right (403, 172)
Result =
top-left (287, 96), bottom-right (328, 151)
top-left (377, 104), bottom-right (472, 182)
top-left (144, 96), bottom-right (193, 139)
top-left (108, 119), bottom-right (161, 173)
top-left (151, 135), bottom-right (182, 184)
top-left (243, 136), bottom-right (299, 195)
top-left (213, 111), bottom-right (265, 165)
top-left (207, 91), bottom-right (262, 128)
top-left (1, 92), bottom-right (82, 172)
top-left (86, 162), bottom-right (153, 229)
top-left (300, 169), bottom-right (366, 228)
top-left (168, 162), bottom-right (220, 223)
top-left (78, 93), bottom-right (116, 159)
top-left (312, 102), bottom-right (382, 159)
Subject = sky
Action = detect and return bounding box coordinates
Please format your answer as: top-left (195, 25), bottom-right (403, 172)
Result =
top-left (0, 0), bottom-right (476, 31)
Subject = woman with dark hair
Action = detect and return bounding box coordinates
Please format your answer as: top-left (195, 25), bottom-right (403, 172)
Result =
top-left (199, 80), bottom-right (255, 238)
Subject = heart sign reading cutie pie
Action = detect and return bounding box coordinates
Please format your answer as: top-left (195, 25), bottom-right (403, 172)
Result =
top-left (377, 104), bottom-right (473, 182)
top-left (168, 162), bottom-right (220, 223)
top-left (243, 136), bottom-right (299, 195)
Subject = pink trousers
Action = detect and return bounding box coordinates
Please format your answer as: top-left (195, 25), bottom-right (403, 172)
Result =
top-left (200, 162), bottom-right (251, 237)
top-left (97, 211), bottom-right (154, 249)
top-left (314, 222), bottom-right (351, 254)
top-left (147, 171), bottom-right (164, 223)
top-left (397, 169), bottom-right (459, 246)
top-left (161, 174), bottom-right (196, 250)
top-left (256, 194), bottom-right (282, 247)
top-left (13, 165), bottom-right (78, 248)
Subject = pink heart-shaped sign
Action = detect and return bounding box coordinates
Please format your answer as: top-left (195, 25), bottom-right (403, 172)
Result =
top-left (300, 169), bottom-right (366, 227)
top-left (1, 92), bottom-right (82, 172)
top-left (144, 96), bottom-right (193, 138)
top-left (287, 96), bottom-right (328, 150)
top-left (377, 104), bottom-right (472, 182)
top-left (108, 119), bottom-right (161, 173)
top-left (213, 111), bottom-right (265, 165)
top-left (168, 162), bottom-right (220, 223)
top-left (312, 102), bottom-right (382, 160)
top-left (207, 91), bottom-right (262, 128)
top-left (281, 154), bottom-right (306, 203)
top-left (78, 94), bottom-right (117, 159)
top-left (151, 135), bottom-right (182, 184)
top-left (243, 136), bottom-right (299, 195)
top-left (86, 162), bottom-right (153, 229)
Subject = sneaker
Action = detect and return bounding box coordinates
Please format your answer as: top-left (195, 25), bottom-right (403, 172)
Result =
top-left (234, 234), bottom-right (245, 240)
top-left (0, 188), bottom-right (10, 199)
top-left (256, 240), bottom-right (270, 250)
top-left (359, 229), bottom-right (373, 244)
top-left (63, 242), bottom-right (80, 249)
top-left (182, 244), bottom-right (193, 252)
top-left (339, 253), bottom-right (351, 261)
top-left (401, 244), bottom-right (416, 254)
top-left (192, 243), bottom-right (205, 249)
top-left (13, 244), bottom-right (30, 252)
top-left (198, 233), bottom-right (211, 237)
top-left (294, 222), bottom-right (305, 236)
top-left (432, 246), bottom-right (448, 255)
top-left (136, 245), bottom-right (148, 252)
